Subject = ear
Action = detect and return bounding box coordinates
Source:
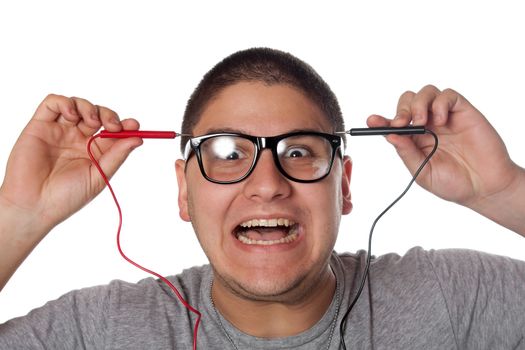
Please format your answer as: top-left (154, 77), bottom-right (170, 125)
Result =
top-left (341, 155), bottom-right (353, 215)
top-left (175, 159), bottom-right (191, 222)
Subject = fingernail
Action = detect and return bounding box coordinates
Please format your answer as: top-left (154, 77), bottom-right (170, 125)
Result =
top-left (110, 116), bottom-right (120, 125)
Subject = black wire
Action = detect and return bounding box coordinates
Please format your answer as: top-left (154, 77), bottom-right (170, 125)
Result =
top-left (338, 130), bottom-right (439, 350)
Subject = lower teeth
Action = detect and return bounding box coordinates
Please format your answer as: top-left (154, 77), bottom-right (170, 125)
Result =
top-left (237, 231), bottom-right (298, 245)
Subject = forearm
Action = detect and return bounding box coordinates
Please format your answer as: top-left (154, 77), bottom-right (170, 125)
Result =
top-left (0, 199), bottom-right (50, 291)
top-left (468, 164), bottom-right (525, 237)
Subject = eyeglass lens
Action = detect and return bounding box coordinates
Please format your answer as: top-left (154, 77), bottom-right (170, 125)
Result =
top-left (199, 135), bottom-right (333, 182)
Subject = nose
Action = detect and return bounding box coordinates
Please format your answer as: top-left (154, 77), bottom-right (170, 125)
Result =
top-left (242, 150), bottom-right (292, 202)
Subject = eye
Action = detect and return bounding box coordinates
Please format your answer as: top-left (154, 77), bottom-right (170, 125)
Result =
top-left (224, 151), bottom-right (242, 160)
top-left (284, 147), bottom-right (311, 158)
top-left (204, 136), bottom-right (250, 161)
top-left (213, 148), bottom-right (249, 161)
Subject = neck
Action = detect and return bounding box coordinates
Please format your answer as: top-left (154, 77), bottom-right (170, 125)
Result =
top-left (211, 265), bottom-right (337, 338)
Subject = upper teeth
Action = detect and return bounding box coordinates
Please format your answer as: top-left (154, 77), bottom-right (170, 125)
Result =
top-left (240, 218), bottom-right (295, 228)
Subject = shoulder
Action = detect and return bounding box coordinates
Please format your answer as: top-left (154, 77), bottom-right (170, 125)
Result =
top-left (337, 246), bottom-right (524, 273)
top-left (0, 265), bottom-right (213, 349)
top-left (77, 264), bottom-right (212, 345)
top-left (334, 248), bottom-right (525, 346)
top-left (98, 263), bottom-right (212, 308)
top-left (43, 264), bottom-right (213, 320)
top-left (335, 247), bottom-right (525, 294)
top-left (337, 246), bottom-right (525, 308)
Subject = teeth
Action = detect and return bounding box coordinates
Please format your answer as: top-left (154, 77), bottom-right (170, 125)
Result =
top-left (237, 232), bottom-right (299, 245)
top-left (236, 225), bottom-right (299, 246)
top-left (240, 218), bottom-right (295, 228)
top-left (237, 218), bottom-right (299, 246)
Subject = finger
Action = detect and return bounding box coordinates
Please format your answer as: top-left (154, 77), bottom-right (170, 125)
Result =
top-left (33, 94), bottom-right (79, 123)
top-left (91, 118), bottom-right (141, 152)
top-left (79, 117), bottom-right (140, 140)
top-left (430, 88), bottom-right (467, 126)
top-left (366, 114), bottom-right (392, 128)
top-left (410, 85), bottom-right (441, 126)
top-left (97, 105), bottom-right (123, 132)
top-left (393, 90), bottom-right (416, 127)
top-left (71, 97), bottom-right (101, 130)
top-left (119, 117), bottom-right (140, 131)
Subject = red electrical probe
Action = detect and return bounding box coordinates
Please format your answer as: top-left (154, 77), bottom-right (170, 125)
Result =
top-left (99, 130), bottom-right (178, 139)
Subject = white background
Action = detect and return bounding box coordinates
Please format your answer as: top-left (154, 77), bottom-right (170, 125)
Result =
top-left (1, 1), bottom-right (524, 323)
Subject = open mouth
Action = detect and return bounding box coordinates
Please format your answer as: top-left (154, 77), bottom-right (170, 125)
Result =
top-left (234, 218), bottom-right (299, 246)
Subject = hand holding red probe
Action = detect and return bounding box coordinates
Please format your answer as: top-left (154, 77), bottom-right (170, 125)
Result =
top-left (0, 94), bottom-right (142, 290)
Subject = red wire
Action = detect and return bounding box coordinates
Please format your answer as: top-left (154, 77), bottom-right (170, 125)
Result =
top-left (87, 134), bottom-right (202, 350)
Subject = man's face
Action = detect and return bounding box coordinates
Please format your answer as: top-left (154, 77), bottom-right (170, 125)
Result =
top-left (176, 82), bottom-right (352, 303)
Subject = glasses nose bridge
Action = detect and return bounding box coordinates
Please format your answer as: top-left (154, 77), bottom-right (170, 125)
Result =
top-left (254, 135), bottom-right (280, 164)
top-left (256, 136), bottom-right (271, 150)
top-left (249, 135), bottom-right (285, 178)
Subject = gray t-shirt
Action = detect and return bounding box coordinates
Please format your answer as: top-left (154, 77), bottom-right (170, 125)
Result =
top-left (1, 247), bottom-right (524, 349)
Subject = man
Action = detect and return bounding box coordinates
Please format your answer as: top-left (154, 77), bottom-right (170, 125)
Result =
top-left (1, 48), bottom-right (524, 349)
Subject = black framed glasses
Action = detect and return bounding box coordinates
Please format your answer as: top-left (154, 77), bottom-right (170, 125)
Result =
top-left (183, 131), bottom-right (343, 184)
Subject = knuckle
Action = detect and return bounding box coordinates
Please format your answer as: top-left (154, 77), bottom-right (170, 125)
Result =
top-left (99, 105), bottom-right (117, 118)
top-left (397, 107), bottom-right (411, 117)
top-left (70, 95), bottom-right (89, 104)
top-left (442, 87), bottom-right (458, 96)
top-left (397, 91), bottom-right (415, 112)
top-left (70, 96), bottom-right (87, 106)
top-left (72, 96), bottom-right (97, 112)
top-left (421, 84), bottom-right (440, 92)
top-left (400, 90), bottom-right (415, 99)
top-left (42, 94), bottom-right (74, 110)
top-left (44, 93), bottom-right (66, 102)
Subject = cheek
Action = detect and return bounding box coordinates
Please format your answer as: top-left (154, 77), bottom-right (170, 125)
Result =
top-left (299, 180), bottom-right (342, 237)
top-left (312, 175), bottom-right (343, 237)
top-left (186, 162), bottom-right (227, 220)
top-left (186, 177), bottom-right (236, 246)
top-left (310, 171), bottom-right (343, 212)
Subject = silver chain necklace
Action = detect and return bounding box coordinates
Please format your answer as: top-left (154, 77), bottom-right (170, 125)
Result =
top-left (209, 276), bottom-right (341, 350)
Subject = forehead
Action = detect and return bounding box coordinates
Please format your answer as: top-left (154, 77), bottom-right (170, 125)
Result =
top-left (193, 82), bottom-right (332, 136)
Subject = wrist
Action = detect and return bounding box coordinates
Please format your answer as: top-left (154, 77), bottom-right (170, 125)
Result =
top-left (0, 194), bottom-right (52, 291)
top-left (0, 193), bottom-right (52, 242)
top-left (467, 164), bottom-right (525, 236)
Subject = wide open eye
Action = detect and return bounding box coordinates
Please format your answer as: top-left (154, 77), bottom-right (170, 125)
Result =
top-left (282, 147), bottom-right (311, 158)
top-left (277, 134), bottom-right (333, 181)
top-left (203, 136), bottom-right (250, 161)
top-left (277, 135), bottom-right (323, 159)
top-left (199, 135), bottom-right (255, 182)
top-left (221, 149), bottom-right (243, 160)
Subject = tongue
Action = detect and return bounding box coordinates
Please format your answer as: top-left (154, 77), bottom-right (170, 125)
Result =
top-left (243, 227), bottom-right (288, 241)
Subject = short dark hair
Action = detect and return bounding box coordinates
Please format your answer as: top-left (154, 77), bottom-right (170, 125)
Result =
top-left (180, 47), bottom-right (345, 153)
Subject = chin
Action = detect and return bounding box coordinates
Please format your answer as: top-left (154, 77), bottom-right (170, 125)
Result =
top-left (217, 266), bottom-right (312, 303)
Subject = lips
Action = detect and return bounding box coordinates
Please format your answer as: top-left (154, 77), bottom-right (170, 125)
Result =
top-left (234, 217), bottom-right (300, 246)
